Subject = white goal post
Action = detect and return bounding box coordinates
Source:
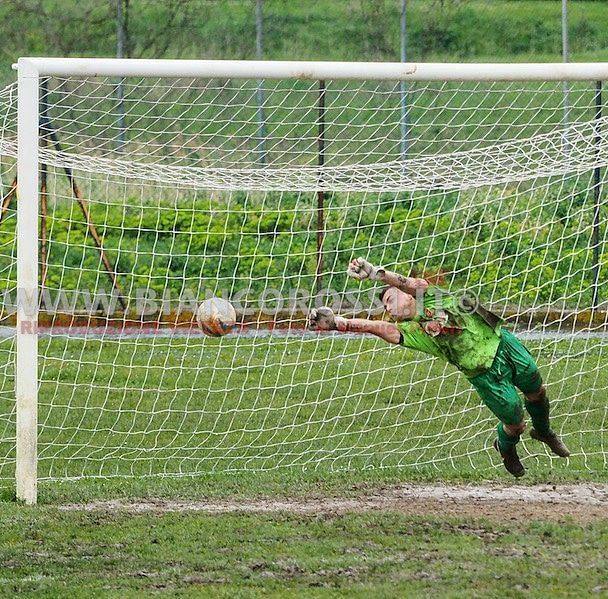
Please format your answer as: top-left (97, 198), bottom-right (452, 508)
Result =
top-left (9, 58), bottom-right (608, 504)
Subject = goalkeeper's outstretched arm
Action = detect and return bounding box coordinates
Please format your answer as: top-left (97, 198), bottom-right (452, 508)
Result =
top-left (308, 307), bottom-right (401, 345)
top-left (347, 257), bottom-right (429, 295)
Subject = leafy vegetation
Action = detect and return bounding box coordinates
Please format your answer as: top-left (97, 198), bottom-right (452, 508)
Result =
top-left (0, 175), bottom-right (603, 311)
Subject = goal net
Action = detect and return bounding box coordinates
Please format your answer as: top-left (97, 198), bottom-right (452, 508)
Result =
top-left (1, 60), bottom-right (607, 499)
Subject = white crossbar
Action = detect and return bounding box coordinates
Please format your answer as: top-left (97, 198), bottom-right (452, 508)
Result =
top-left (14, 58), bottom-right (608, 81)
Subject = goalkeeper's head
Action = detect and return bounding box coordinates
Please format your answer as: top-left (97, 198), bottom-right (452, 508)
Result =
top-left (379, 287), bottom-right (416, 321)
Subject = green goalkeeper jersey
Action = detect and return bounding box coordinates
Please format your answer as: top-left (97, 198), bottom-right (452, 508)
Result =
top-left (397, 287), bottom-right (502, 378)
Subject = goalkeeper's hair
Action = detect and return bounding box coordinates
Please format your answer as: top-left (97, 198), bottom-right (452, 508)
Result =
top-left (378, 286), bottom-right (391, 303)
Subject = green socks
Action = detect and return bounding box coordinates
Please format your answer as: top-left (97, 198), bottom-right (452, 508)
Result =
top-left (497, 422), bottom-right (520, 452)
top-left (497, 394), bottom-right (551, 453)
top-left (525, 396), bottom-right (551, 436)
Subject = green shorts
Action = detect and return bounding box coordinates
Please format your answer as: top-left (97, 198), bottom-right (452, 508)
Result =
top-left (468, 329), bottom-right (542, 425)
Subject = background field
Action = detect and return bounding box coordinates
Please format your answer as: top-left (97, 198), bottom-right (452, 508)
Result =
top-left (0, 329), bottom-right (606, 596)
top-left (3, 0), bottom-right (608, 88)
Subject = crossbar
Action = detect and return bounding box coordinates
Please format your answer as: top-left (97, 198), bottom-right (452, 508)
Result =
top-left (14, 58), bottom-right (608, 81)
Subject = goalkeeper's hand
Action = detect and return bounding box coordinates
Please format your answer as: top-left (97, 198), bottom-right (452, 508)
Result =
top-left (308, 307), bottom-right (337, 331)
top-left (347, 257), bottom-right (382, 281)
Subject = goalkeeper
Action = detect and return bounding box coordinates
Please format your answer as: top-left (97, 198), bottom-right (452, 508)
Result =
top-left (308, 258), bottom-right (570, 477)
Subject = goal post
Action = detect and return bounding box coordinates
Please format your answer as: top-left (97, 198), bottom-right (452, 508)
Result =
top-left (8, 58), bottom-right (608, 504)
top-left (16, 59), bottom-right (39, 504)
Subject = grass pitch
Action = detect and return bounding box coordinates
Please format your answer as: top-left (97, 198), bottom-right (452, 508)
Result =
top-left (0, 332), bottom-right (605, 488)
top-left (1, 498), bottom-right (607, 597)
top-left (0, 333), bottom-right (606, 596)
top-left (24, 333), bottom-right (607, 482)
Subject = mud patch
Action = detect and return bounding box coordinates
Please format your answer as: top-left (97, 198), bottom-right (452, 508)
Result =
top-left (59, 483), bottom-right (608, 523)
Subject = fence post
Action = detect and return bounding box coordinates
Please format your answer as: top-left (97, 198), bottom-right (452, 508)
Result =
top-left (255, 0), bottom-right (267, 165)
top-left (400, 0), bottom-right (408, 159)
top-left (316, 80), bottom-right (326, 296)
top-left (592, 80), bottom-right (602, 310)
top-left (116, 0), bottom-right (127, 150)
top-left (562, 0), bottom-right (570, 131)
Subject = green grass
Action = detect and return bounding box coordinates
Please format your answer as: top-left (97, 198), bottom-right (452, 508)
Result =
top-left (0, 504), bottom-right (607, 597)
top-left (25, 463), bottom-right (608, 508)
top-left (1, 333), bottom-right (606, 502)
top-left (35, 334), bottom-right (608, 480)
top-left (3, 0), bottom-right (608, 78)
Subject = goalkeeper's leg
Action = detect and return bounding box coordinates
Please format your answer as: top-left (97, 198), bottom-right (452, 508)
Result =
top-left (524, 386), bottom-right (570, 458)
top-left (469, 374), bottom-right (526, 477)
top-left (501, 330), bottom-right (571, 458)
top-left (494, 420), bottom-right (526, 478)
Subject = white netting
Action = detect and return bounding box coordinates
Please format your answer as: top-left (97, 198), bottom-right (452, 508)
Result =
top-left (0, 115), bottom-right (605, 191)
top-left (0, 74), bottom-right (606, 481)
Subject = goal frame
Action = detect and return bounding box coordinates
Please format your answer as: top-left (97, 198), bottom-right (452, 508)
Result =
top-left (14, 57), bottom-right (608, 504)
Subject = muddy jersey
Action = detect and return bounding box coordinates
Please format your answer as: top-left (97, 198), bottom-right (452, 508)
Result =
top-left (397, 287), bottom-right (502, 378)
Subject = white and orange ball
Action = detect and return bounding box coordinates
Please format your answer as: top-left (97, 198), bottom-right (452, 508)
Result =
top-left (196, 298), bottom-right (237, 337)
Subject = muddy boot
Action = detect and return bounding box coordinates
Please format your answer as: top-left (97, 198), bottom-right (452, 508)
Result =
top-left (530, 429), bottom-right (571, 458)
top-left (494, 439), bottom-right (525, 478)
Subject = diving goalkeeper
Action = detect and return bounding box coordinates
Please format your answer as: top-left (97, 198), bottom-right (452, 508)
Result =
top-left (308, 258), bottom-right (570, 477)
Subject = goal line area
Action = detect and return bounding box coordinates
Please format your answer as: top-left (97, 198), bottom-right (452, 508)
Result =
top-left (58, 483), bottom-right (608, 523)
top-left (1, 59), bottom-right (607, 503)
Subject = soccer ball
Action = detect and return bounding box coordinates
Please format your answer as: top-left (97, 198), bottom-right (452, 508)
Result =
top-left (196, 298), bottom-right (237, 337)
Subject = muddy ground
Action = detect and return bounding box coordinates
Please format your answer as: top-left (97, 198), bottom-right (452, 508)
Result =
top-left (60, 483), bottom-right (608, 523)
